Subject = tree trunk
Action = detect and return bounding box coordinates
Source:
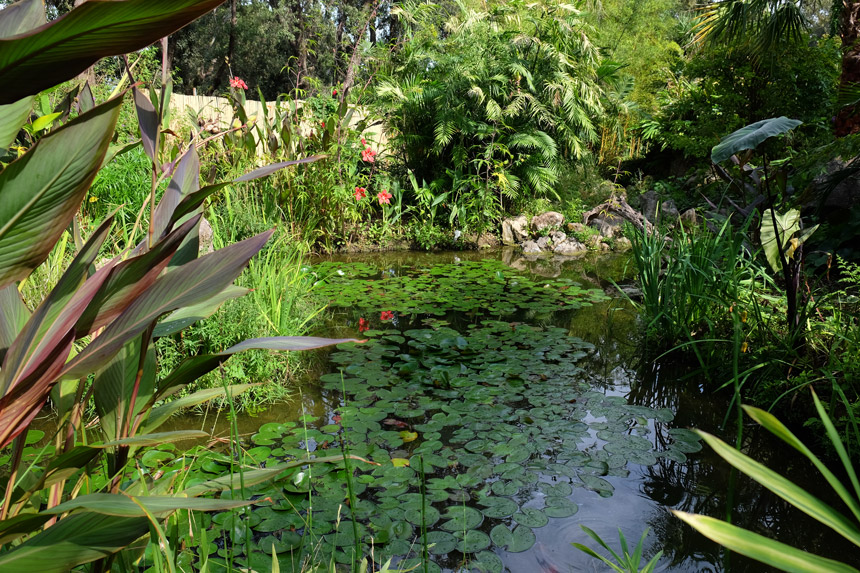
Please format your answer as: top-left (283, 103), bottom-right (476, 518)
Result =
top-left (835, 2), bottom-right (860, 136)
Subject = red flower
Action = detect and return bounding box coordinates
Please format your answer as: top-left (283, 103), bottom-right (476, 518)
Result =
top-left (358, 317), bottom-right (369, 332)
top-left (321, 121), bottom-right (326, 129)
top-left (354, 186), bottom-right (367, 200)
top-left (229, 77), bottom-right (248, 90)
top-left (361, 147), bottom-right (376, 162)
top-left (361, 138), bottom-right (367, 145)
top-left (377, 189), bottom-right (392, 205)
top-left (333, 89), bottom-right (338, 96)
top-left (380, 311), bottom-right (394, 321)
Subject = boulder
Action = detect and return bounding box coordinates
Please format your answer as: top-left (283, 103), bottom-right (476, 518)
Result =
top-left (589, 214), bottom-right (623, 238)
top-left (510, 215), bottom-right (529, 242)
top-left (536, 236), bottom-right (551, 250)
top-left (661, 199), bottom-right (680, 221)
top-left (567, 222), bottom-right (587, 234)
top-left (640, 190), bottom-right (659, 223)
top-left (531, 211), bottom-right (564, 232)
top-left (478, 233), bottom-right (500, 249)
top-left (521, 240), bottom-right (541, 254)
top-left (550, 230), bottom-right (567, 244)
top-left (680, 208), bottom-right (697, 228)
top-left (614, 237), bottom-right (633, 252)
top-left (586, 234), bottom-right (602, 249)
top-left (554, 239), bottom-right (586, 255)
top-left (501, 219), bottom-right (516, 246)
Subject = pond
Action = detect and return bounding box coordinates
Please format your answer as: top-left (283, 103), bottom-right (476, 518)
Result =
top-left (167, 248), bottom-right (860, 572)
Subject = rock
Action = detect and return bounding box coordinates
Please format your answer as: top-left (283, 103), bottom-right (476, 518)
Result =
top-left (501, 219), bottom-right (515, 246)
top-left (521, 240), bottom-right (541, 254)
top-left (586, 234), bottom-right (602, 249)
top-left (478, 233), bottom-right (500, 249)
top-left (661, 199), bottom-right (680, 221)
top-left (550, 230), bottom-right (567, 244)
top-left (199, 216), bottom-right (214, 254)
top-left (536, 236), bottom-right (551, 250)
top-left (599, 241), bottom-right (611, 251)
top-left (614, 284), bottom-right (643, 300)
top-left (510, 215), bottom-right (529, 242)
top-left (640, 190), bottom-right (659, 223)
top-left (614, 237), bottom-right (633, 252)
top-left (531, 211), bottom-right (564, 232)
top-left (567, 222), bottom-right (587, 234)
top-left (589, 215), bottom-right (623, 238)
top-left (554, 239), bottom-right (586, 255)
top-left (680, 208), bottom-right (697, 228)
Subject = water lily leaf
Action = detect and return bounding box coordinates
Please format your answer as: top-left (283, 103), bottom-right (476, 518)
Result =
top-left (544, 496), bottom-right (578, 518)
top-left (478, 496), bottom-right (518, 518)
top-left (440, 506), bottom-right (482, 531)
top-left (391, 457), bottom-right (410, 468)
top-left (472, 550), bottom-right (504, 573)
top-left (508, 524), bottom-right (537, 553)
top-left (581, 475), bottom-right (614, 496)
top-left (513, 508), bottom-right (548, 528)
top-left (491, 481), bottom-right (519, 496)
top-left (454, 529), bottom-right (491, 552)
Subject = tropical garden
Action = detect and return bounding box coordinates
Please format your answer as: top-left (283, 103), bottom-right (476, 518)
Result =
top-left (2, 0), bottom-right (860, 571)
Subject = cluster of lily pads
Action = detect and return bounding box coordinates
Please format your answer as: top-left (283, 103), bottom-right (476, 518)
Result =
top-left (180, 260), bottom-right (700, 571)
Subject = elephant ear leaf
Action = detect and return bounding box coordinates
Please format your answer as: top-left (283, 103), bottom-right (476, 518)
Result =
top-left (0, 96), bottom-right (122, 290)
top-left (711, 117), bottom-right (802, 164)
top-left (0, 0), bottom-right (226, 104)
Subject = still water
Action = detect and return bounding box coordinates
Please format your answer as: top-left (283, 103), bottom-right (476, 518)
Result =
top-left (166, 248), bottom-right (858, 572)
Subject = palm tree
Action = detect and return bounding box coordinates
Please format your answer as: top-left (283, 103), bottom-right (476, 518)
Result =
top-left (694, 0), bottom-right (860, 135)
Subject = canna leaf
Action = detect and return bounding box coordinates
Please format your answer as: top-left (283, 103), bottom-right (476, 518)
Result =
top-left (0, 0), bottom-right (227, 104)
top-left (0, 96), bottom-right (34, 150)
top-left (152, 284), bottom-right (248, 337)
top-left (45, 493), bottom-right (254, 518)
top-left (0, 96), bottom-right (122, 289)
top-left (0, 0), bottom-right (45, 39)
top-left (711, 117), bottom-right (802, 164)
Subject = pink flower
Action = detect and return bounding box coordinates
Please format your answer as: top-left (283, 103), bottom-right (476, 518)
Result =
top-left (354, 186), bottom-right (367, 200)
top-left (377, 189), bottom-right (392, 205)
top-left (229, 77), bottom-right (248, 90)
top-left (380, 311), bottom-right (394, 321)
top-left (361, 147), bottom-right (376, 162)
top-left (361, 138), bottom-right (367, 145)
top-left (358, 318), bottom-right (369, 332)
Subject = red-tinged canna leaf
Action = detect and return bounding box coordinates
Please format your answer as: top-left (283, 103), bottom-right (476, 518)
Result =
top-left (152, 284), bottom-right (248, 338)
top-left (167, 182), bottom-right (230, 227)
top-left (133, 87), bottom-right (158, 164)
top-left (0, 511), bottom-right (150, 572)
top-left (93, 337), bottom-right (156, 442)
top-left (0, 96), bottom-right (122, 289)
top-left (1, 214), bottom-right (115, 393)
top-left (151, 145), bottom-right (200, 239)
top-left (0, 329), bottom-right (74, 448)
top-left (151, 336), bottom-right (361, 405)
top-left (0, 0), bottom-right (227, 104)
top-left (0, 0), bottom-right (44, 38)
top-left (74, 215), bottom-right (201, 337)
top-left (0, 284), bottom-right (29, 363)
top-left (61, 230), bottom-right (274, 379)
top-left (94, 430), bottom-right (209, 449)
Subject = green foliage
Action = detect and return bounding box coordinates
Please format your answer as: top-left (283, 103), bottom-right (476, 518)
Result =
top-left (376, 0), bottom-right (607, 229)
top-left (573, 526), bottom-right (663, 573)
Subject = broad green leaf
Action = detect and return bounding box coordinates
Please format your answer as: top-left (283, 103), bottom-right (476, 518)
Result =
top-left (711, 117), bottom-right (802, 164)
top-left (0, 511), bottom-right (150, 572)
top-left (0, 512), bottom-right (53, 546)
top-left (508, 524), bottom-right (536, 553)
top-left (0, 96), bottom-right (121, 288)
top-left (0, 96), bottom-right (33, 150)
top-left (92, 336), bottom-right (156, 442)
top-left (673, 511), bottom-right (860, 573)
top-left (0, 0), bottom-right (45, 39)
top-left (760, 208), bottom-right (800, 272)
top-left (0, 0), bottom-right (227, 104)
top-left (94, 430), bottom-right (209, 448)
top-left (46, 493), bottom-right (254, 518)
top-left (153, 284), bottom-right (248, 337)
top-left (152, 145), bottom-right (199, 239)
top-left (62, 230), bottom-right (274, 378)
top-left (696, 430), bottom-right (860, 546)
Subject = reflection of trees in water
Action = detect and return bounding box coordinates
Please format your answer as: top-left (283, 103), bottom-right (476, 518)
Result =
top-left (629, 364), bottom-right (860, 572)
